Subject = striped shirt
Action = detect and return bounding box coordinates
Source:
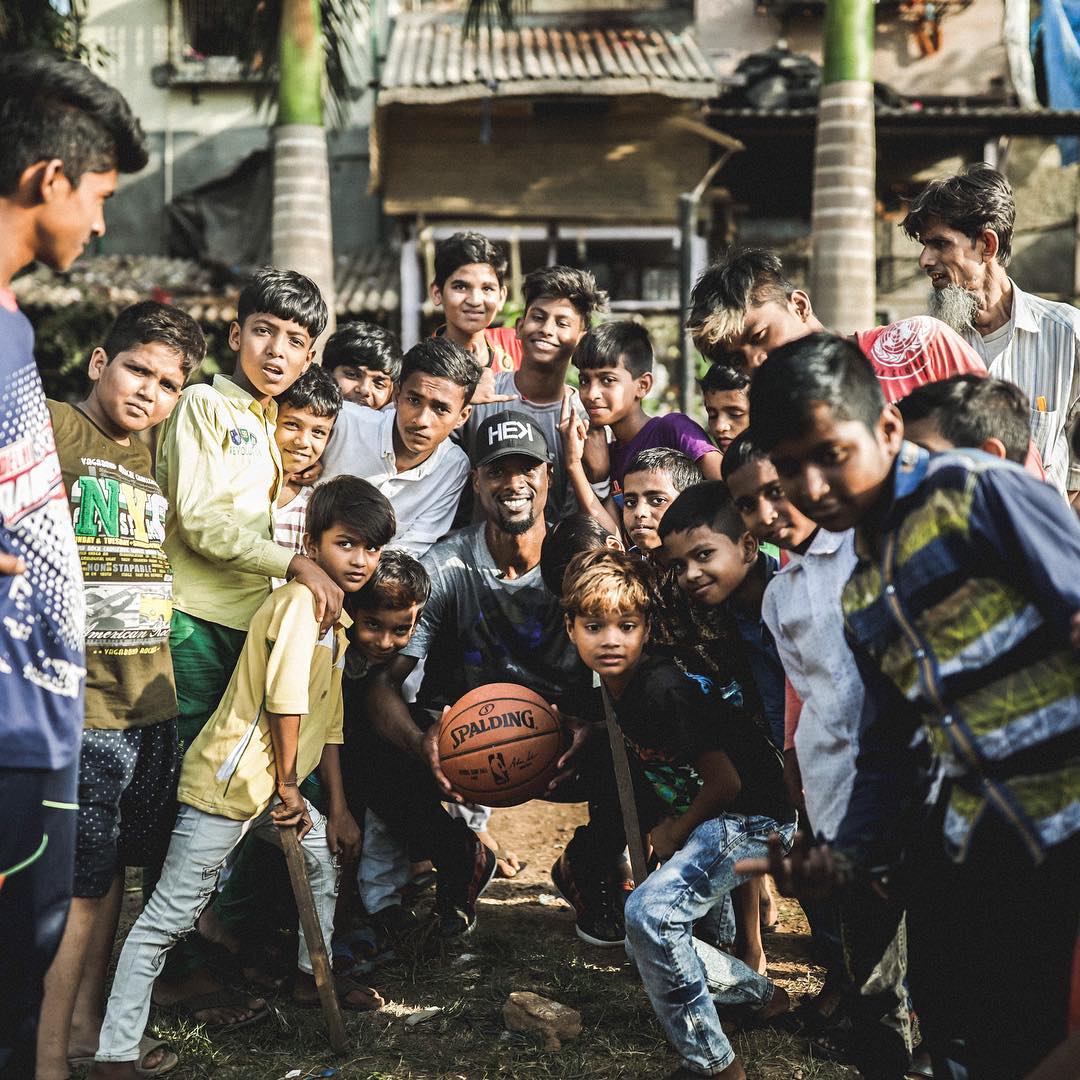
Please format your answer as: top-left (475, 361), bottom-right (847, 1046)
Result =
top-left (963, 282), bottom-right (1080, 493)
top-left (837, 442), bottom-right (1080, 867)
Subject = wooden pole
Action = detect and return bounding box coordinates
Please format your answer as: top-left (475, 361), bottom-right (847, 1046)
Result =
top-left (600, 686), bottom-right (649, 885)
top-left (280, 826), bottom-right (349, 1055)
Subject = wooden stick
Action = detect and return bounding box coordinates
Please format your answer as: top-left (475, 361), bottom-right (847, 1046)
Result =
top-left (600, 685), bottom-right (649, 885)
top-left (280, 826), bottom-right (349, 1055)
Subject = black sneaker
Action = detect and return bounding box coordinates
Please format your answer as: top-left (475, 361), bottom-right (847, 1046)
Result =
top-left (551, 851), bottom-right (626, 947)
top-left (435, 841), bottom-right (497, 938)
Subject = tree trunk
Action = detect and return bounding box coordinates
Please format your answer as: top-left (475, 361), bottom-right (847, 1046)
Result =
top-left (272, 0), bottom-right (337, 341)
top-left (810, 0), bottom-right (876, 333)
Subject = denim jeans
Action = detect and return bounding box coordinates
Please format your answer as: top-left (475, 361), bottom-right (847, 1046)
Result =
top-left (360, 808), bottom-right (413, 914)
top-left (624, 813), bottom-right (795, 1076)
top-left (0, 761), bottom-right (78, 1078)
top-left (96, 799), bottom-right (338, 1064)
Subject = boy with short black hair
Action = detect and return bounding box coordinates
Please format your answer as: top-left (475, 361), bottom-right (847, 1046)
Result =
top-left (90, 477), bottom-right (395, 1079)
top-left (622, 447), bottom-right (703, 555)
top-left (562, 549), bottom-right (794, 1080)
top-left (152, 266), bottom-right (340, 1025)
top-left (0, 50), bottom-right (148, 1073)
top-left (727, 425), bottom-right (910, 1076)
top-left (745, 332), bottom-right (1080, 1080)
top-left (274, 364), bottom-right (344, 558)
top-left (320, 337), bottom-right (480, 556)
top-left (574, 320), bottom-right (722, 491)
top-left (464, 265), bottom-right (609, 522)
top-left (659, 483), bottom-right (787, 752)
top-left (337, 551), bottom-right (432, 937)
top-left (431, 231), bottom-right (522, 371)
top-left (36, 301), bottom-right (204, 1080)
top-left (700, 363), bottom-right (751, 454)
top-left (897, 372), bottom-right (1031, 464)
top-left (323, 321), bottom-right (402, 411)
top-left (722, 432), bottom-right (817, 557)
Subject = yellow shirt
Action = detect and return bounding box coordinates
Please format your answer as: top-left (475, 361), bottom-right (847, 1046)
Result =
top-left (177, 581), bottom-right (349, 821)
top-left (156, 375), bottom-right (294, 631)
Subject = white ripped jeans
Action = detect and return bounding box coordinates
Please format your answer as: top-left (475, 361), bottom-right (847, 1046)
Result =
top-left (95, 799), bottom-right (337, 1063)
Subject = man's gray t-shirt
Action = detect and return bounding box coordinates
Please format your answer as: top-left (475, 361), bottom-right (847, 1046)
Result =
top-left (402, 523), bottom-right (594, 718)
top-left (462, 372), bottom-right (588, 524)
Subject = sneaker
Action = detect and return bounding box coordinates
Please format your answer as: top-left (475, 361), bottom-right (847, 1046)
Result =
top-left (551, 851), bottom-right (626, 947)
top-left (435, 841), bottom-right (497, 938)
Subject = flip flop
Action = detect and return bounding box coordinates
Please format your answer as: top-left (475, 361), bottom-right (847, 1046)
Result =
top-left (68, 1035), bottom-right (178, 1077)
top-left (134, 1037), bottom-right (179, 1078)
top-left (152, 988), bottom-right (270, 1033)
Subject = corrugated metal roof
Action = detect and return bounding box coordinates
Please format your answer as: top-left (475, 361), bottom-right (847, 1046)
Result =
top-left (708, 104), bottom-right (1080, 134)
top-left (13, 252), bottom-right (400, 321)
top-left (379, 14), bottom-right (717, 104)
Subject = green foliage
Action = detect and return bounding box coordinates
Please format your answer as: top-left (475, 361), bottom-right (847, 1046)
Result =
top-left (233, 0), bottom-right (370, 130)
top-left (0, 0), bottom-right (110, 66)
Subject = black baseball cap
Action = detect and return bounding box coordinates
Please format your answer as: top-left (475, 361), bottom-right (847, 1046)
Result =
top-left (472, 410), bottom-right (552, 469)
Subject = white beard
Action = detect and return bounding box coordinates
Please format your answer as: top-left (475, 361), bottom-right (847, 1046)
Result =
top-left (928, 284), bottom-right (980, 335)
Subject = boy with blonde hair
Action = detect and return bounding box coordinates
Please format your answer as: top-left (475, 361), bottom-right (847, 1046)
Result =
top-left (562, 550), bottom-right (794, 1080)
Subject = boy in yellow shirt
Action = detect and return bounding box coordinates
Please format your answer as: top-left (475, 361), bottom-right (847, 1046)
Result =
top-left (90, 477), bottom-right (395, 1080)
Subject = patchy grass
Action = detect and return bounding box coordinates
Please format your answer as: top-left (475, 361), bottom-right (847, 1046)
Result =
top-left (83, 803), bottom-right (855, 1080)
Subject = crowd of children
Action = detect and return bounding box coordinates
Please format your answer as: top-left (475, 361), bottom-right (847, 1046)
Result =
top-left (2, 48), bottom-right (1079, 1080)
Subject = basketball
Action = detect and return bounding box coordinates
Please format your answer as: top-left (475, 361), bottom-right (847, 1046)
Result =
top-left (437, 683), bottom-right (564, 807)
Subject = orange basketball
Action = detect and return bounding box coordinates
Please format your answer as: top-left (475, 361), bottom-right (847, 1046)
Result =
top-left (437, 683), bottom-right (564, 807)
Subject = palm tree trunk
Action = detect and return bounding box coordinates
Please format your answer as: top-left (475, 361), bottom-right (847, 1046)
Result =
top-left (272, 0), bottom-right (337, 339)
top-left (809, 0), bottom-right (876, 332)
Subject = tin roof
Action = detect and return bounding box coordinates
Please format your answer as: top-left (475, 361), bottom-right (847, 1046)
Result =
top-left (13, 251), bottom-right (400, 321)
top-left (378, 13), bottom-right (717, 104)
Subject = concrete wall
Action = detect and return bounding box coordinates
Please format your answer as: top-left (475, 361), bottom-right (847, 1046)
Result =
top-left (84, 0), bottom-right (383, 256)
top-left (696, 0), bottom-right (1010, 96)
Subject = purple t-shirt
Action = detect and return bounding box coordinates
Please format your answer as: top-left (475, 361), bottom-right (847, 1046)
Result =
top-left (610, 413), bottom-right (716, 490)
top-left (0, 292), bottom-right (85, 769)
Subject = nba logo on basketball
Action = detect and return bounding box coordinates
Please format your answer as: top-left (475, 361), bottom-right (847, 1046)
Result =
top-left (437, 683), bottom-right (564, 807)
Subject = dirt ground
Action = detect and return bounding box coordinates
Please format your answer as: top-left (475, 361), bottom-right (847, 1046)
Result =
top-left (85, 800), bottom-right (855, 1080)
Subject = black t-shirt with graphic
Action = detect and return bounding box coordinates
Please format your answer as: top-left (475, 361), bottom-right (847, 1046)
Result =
top-left (610, 650), bottom-right (792, 822)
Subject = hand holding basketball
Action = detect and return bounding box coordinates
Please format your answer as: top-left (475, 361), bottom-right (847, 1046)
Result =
top-left (422, 721), bottom-right (463, 803)
top-left (436, 683), bottom-right (565, 807)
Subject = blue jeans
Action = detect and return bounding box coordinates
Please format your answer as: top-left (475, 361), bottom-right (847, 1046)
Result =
top-left (624, 813), bottom-right (795, 1076)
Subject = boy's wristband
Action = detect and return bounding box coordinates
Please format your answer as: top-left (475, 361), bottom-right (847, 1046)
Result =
top-left (277, 779), bottom-right (298, 787)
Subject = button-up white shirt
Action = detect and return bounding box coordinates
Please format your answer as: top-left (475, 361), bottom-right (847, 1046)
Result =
top-left (964, 281), bottom-right (1080, 494)
top-left (320, 403), bottom-right (470, 557)
top-left (761, 529), bottom-right (864, 841)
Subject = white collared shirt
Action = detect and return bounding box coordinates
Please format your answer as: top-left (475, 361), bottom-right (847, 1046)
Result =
top-left (761, 529), bottom-right (864, 840)
top-left (319, 403), bottom-right (470, 557)
top-left (964, 281), bottom-right (1080, 493)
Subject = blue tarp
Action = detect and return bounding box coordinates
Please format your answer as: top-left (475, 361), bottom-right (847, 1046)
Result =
top-left (1038, 0), bottom-right (1080, 164)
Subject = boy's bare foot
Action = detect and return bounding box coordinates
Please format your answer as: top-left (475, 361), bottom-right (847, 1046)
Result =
top-left (151, 967), bottom-right (266, 1028)
top-left (292, 970), bottom-right (384, 1011)
top-left (476, 829), bottom-right (521, 878)
top-left (757, 982), bottom-right (791, 1022)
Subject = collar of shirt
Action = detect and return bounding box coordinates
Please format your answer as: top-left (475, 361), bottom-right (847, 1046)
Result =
top-left (854, 441), bottom-right (929, 561)
top-left (778, 527), bottom-right (850, 576)
top-left (376, 407), bottom-right (449, 481)
top-left (212, 373), bottom-right (278, 423)
top-left (1008, 280), bottom-right (1041, 335)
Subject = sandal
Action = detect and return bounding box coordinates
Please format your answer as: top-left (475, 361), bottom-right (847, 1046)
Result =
top-left (152, 988), bottom-right (270, 1033)
top-left (69, 1035), bottom-right (179, 1077)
